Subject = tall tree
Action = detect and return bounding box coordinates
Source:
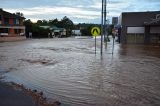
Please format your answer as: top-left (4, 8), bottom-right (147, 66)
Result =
top-left (61, 16), bottom-right (73, 28)
top-left (48, 18), bottom-right (59, 26)
top-left (60, 16), bottom-right (74, 35)
top-left (23, 19), bottom-right (33, 37)
top-left (42, 20), bottom-right (48, 25)
top-left (36, 20), bottom-right (43, 25)
top-left (15, 12), bottom-right (24, 17)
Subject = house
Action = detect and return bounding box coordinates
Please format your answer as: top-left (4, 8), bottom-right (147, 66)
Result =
top-left (0, 9), bottom-right (25, 37)
top-left (40, 25), bottom-right (67, 38)
top-left (72, 30), bottom-right (81, 36)
top-left (118, 11), bottom-right (160, 44)
top-left (51, 26), bottom-right (66, 37)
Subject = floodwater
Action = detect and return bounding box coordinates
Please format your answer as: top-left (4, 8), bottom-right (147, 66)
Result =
top-left (0, 37), bottom-right (160, 106)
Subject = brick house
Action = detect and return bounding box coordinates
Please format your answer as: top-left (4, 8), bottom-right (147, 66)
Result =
top-left (0, 8), bottom-right (25, 37)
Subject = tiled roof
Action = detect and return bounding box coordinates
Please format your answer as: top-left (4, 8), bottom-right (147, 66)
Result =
top-left (0, 9), bottom-right (25, 19)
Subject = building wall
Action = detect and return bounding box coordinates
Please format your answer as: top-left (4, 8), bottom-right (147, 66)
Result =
top-left (118, 14), bottom-right (122, 25)
top-left (150, 27), bottom-right (160, 33)
top-left (0, 13), bottom-right (2, 24)
top-left (9, 18), bottom-right (14, 25)
top-left (112, 17), bottom-right (118, 26)
top-left (121, 11), bottom-right (160, 44)
top-left (0, 9), bottom-right (25, 37)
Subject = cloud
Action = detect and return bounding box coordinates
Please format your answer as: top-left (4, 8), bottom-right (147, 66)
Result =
top-left (1, 0), bottom-right (160, 23)
top-left (5, 6), bottom-right (99, 16)
top-left (5, 5), bottom-right (101, 23)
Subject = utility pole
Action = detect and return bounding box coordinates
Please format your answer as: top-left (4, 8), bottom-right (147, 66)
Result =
top-left (101, 0), bottom-right (104, 55)
top-left (104, 0), bottom-right (107, 42)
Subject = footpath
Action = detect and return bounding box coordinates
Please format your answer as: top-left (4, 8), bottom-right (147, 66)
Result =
top-left (0, 66), bottom-right (61, 106)
top-left (0, 81), bottom-right (36, 106)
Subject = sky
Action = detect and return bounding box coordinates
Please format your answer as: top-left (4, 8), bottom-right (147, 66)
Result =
top-left (0, 0), bottom-right (160, 24)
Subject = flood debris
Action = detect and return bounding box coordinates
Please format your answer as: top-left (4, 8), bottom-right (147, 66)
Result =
top-left (19, 59), bottom-right (58, 66)
top-left (19, 59), bottom-right (51, 65)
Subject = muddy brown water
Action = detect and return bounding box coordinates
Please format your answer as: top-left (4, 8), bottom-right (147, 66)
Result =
top-left (0, 38), bottom-right (160, 106)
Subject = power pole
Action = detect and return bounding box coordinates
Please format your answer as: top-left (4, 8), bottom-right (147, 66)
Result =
top-left (104, 0), bottom-right (107, 42)
top-left (101, 0), bottom-right (104, 55)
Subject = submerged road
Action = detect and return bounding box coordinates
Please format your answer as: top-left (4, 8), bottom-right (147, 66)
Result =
top-left (0, 37), bottom-right (160, 106)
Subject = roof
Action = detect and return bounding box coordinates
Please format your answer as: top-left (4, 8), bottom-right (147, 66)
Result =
top-left (122, 11), bottom-right (160, 14)
top-left (51, 26), bottom-right (66, 31)
top-left (40, 26), bottom-right (50, 29)
top-left (0, 8), bottom-right (25, 19)
top-left (40, 25), bottom-right (66, 31)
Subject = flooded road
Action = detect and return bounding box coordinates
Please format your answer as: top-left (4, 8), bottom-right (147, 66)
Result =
top-left (0, 38), bottom-right (160, 106)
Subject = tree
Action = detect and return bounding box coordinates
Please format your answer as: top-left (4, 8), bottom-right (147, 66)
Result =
top-left (80, 25), bottom-right (94, 36)
top-left (15, 12), bottom-right (24, 17)
top-left (42, 20), bottom-right (48, 25)
top-left (31, 24), bottom-right (50, 38)
top-left (59, 16), bottom-right (74, 36)
top-left (48, 18), bottom-right (59, 26)
top-left (24, 19), bottom-right (50, 38)
top-left (23, 19), bottom-right (33, 37)
top-left (24, 16), bottom-right (75, 38)
top-left (36, 20), bottom-right (43, 25)
top-left (80, 24), bottom-right (100, 36)
top-left (36, 19), bottom-right (48, 25)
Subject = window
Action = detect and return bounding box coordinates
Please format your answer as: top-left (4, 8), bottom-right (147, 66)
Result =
top-left (14, 29), bottom-right (19, 34)
top-left (0, 15), bottom-right (1, 20)
top-left (13, 19), bottom-right (20, 25)
top-left (4, 18), bottom-right (9, 24)
top-left (4, 28), bottom-right (8, 33)
top-left (127, 27), bottom-right (144, 34)
top-left (0, 28), bottom-right (3, 33)
top-left (14, 19), bottom-right (16, 25)
top-left (16, 19), bottom-right (19, 25)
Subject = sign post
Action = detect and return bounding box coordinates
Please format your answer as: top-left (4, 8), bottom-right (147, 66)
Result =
top-left (112, 36), bottom-right (115, 54)
top-left (95, 36), bottom-right (96, 54)
top-left (91, 27), bottom-right (101, 54)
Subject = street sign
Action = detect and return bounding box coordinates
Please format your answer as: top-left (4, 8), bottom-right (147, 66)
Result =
top-left (91, 27), bottom-right (101, 54)
top-left (91, 27), bottom-right (101, 36)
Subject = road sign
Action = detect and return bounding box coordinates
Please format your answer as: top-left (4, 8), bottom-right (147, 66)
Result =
top-left (91, 27), bottom-right (101, 36)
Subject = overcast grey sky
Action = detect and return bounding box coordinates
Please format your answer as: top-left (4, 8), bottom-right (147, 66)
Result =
top-left (0, 0), bottom-right (160, 23)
